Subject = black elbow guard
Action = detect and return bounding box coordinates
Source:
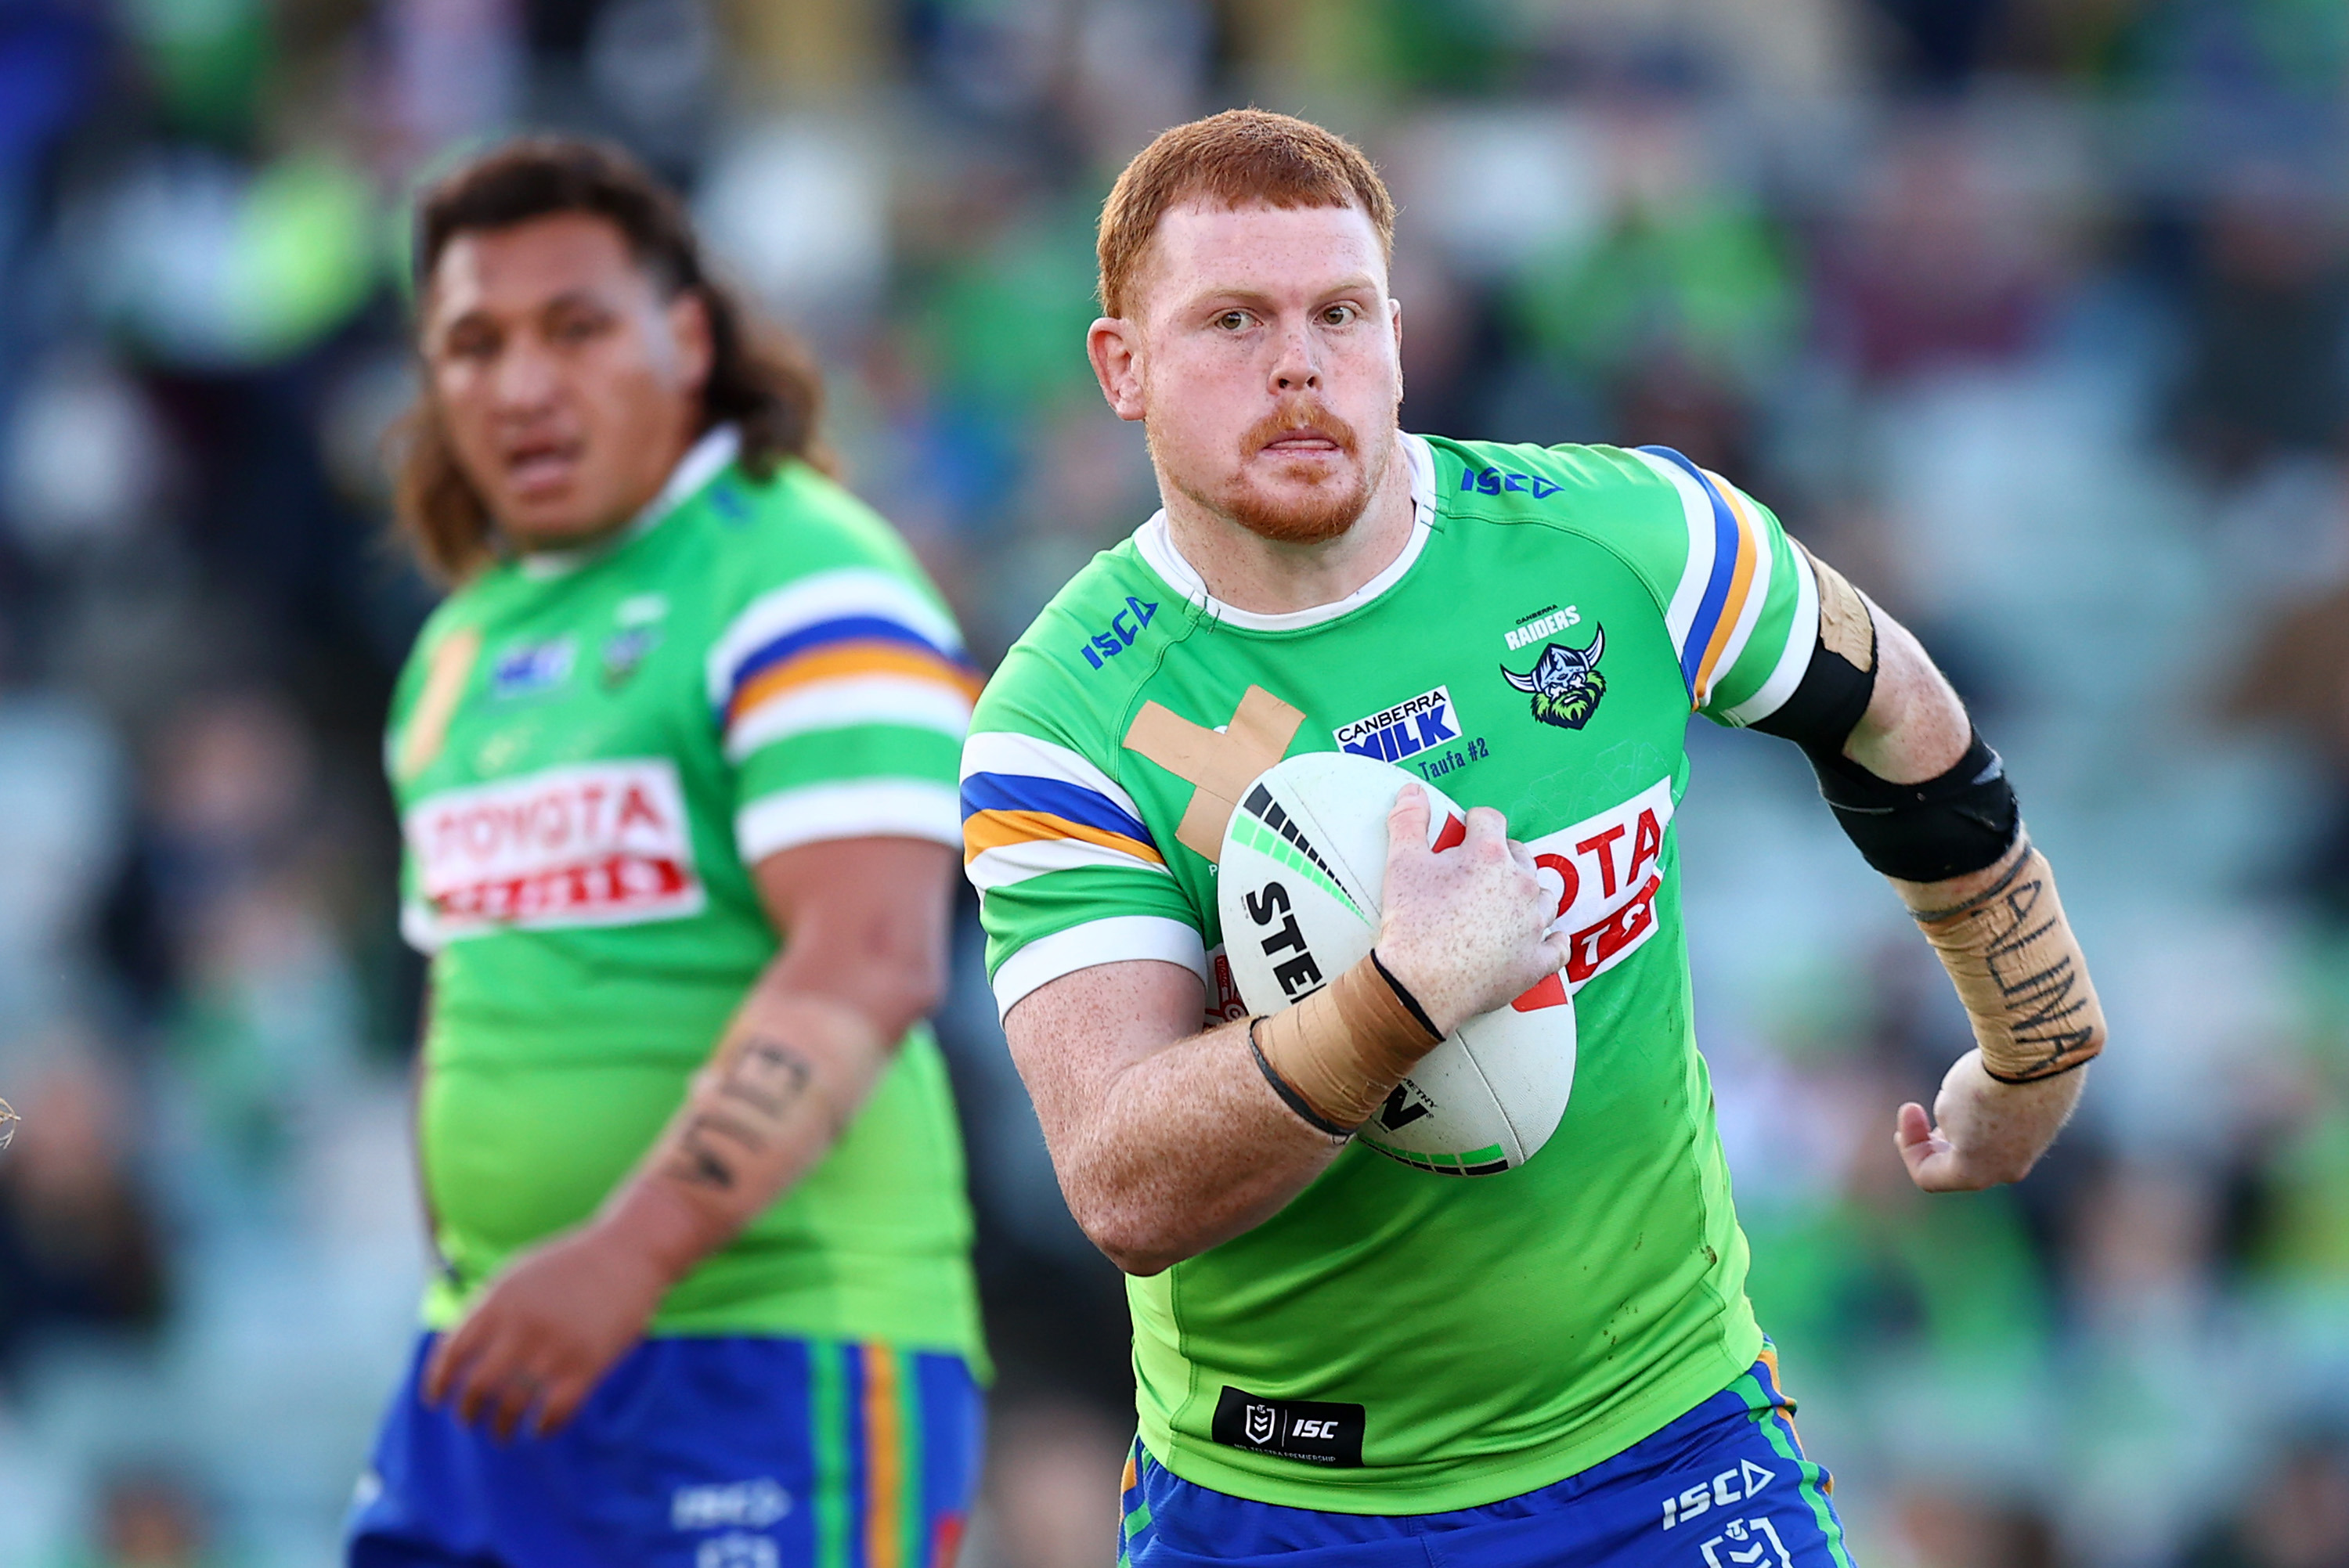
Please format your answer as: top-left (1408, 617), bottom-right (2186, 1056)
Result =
top-left (1807, 731), bottom-right (2020, 882)
top-left (1751, 546), bottom-right (2019, 881)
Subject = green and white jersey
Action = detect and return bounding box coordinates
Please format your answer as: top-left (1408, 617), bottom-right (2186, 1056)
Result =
top-left (388, 427), bottom-right (983, 1361)
top-left (963, 433), bottom-right (1818, 1511)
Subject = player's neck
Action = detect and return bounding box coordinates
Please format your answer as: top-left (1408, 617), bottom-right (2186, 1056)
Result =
top-left (1160, 434), bottom-right (1416, 616)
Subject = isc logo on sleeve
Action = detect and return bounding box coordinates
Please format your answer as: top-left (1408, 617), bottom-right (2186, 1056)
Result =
top-left (402, 759), bottom-right (706, 946)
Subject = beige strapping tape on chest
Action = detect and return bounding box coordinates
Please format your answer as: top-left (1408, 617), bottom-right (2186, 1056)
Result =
top-left (1123, 686), bottom-right (1304, 862)
top-left (396, 626), bottom-right (482, 784)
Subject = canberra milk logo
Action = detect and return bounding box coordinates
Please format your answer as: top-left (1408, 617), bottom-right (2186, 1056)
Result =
top-left (1333, 686), bottom-right (1460, 764)
top-left (490, 636), bottom-right (576, 699)
top-left (1503, 604), bottom-right (1581, 651)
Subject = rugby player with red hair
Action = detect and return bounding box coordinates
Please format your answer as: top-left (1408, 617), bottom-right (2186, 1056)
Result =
top-left (963, 109), bottom-right (2102, 1566)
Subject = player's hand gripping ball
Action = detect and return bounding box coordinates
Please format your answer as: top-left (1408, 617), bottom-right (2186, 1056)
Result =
top-left (1218, 753), bottom-right (1576, 1176)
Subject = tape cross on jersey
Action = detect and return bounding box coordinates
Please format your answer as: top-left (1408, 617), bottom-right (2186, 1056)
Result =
top-left (1124, 687), bottom-right (1305, 861)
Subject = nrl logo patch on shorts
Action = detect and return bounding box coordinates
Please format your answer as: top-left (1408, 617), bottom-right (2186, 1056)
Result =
top-left (1333, 685), bottom-right (1460, 765)
top-left (1211, 1386), bottom-right (1365, 1467)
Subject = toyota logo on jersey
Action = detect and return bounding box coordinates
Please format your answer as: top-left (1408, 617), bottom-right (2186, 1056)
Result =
top-left (1513, 776), bottom-right (1674, 1007)
top-left (402, 759), bottom-right (706, 946)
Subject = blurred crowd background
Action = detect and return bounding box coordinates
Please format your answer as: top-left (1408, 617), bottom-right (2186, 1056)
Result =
top-left (4, 0), bottom-right (2349, 1563)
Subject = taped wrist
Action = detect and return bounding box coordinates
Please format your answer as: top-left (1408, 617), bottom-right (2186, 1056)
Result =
top-left (1250, 951), bottom-right (1443, 1134)
top-left (1902, 839), bottom-right (2107, 1083)
top-left (1813, 730), bottom-right (2021, 882)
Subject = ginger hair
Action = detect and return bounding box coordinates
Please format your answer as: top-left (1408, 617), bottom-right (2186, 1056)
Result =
top-left (1096, 109), bottom-right (1395, 320)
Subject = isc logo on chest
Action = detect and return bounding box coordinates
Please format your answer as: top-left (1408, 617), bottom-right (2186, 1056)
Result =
top-left (404, 759), bottom-right (705, 943)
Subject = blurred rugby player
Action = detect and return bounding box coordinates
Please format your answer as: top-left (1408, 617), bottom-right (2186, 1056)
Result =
top-left (348, 139), bottom-right (983, 1568)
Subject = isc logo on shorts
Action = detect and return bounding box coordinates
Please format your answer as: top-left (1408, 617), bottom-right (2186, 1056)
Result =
top-left (403, 759), bottom-right (706, 946)
top-left (673, 1477), bottom-right (790, 1530)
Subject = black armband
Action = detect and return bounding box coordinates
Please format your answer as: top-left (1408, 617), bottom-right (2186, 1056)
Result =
top-left (1810, 730), bottom-right (2020, 882)
top-left (1751, 542), bottom-right (1878, 753)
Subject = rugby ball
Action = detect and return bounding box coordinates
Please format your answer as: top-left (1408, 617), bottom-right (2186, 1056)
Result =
top-left (1218, 752), bottom-right (1575, 1175)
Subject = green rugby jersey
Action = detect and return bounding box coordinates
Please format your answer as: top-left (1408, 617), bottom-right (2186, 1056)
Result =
top-left (963, 434), bottom-right (1819, 1510)
top-left (388, 427), bottom-right (983, 1359)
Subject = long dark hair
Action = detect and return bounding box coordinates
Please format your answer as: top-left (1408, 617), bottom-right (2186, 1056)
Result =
top-left (392, 136), bottom-right (833, 583)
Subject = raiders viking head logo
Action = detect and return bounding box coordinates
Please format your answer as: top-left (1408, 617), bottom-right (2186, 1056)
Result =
top-left (1243, 1404), bottom-right (1278, 1445)
top-left (1500, 625), bottom-right (1607, 730)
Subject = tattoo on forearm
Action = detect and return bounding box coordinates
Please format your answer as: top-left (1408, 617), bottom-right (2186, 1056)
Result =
top-left (664, 1038), bottom-right (816, 1191)
top-left (720, 1038), bottom-right (813, 1116)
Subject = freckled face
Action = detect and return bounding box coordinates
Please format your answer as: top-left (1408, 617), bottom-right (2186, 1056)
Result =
top-left (1129, 201), bottom-right (1402, 544)
top-left (421, 213), bottom-right (710, 549)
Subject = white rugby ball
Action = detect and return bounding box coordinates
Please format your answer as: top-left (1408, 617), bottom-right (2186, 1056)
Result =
top-left (1218, 752), bottom-right (1575, 1176)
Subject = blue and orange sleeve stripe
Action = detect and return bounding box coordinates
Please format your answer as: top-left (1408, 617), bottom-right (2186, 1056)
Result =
top-left (721, 615), bottom-right (984, 732)
top-left (1638, 445), bottom-right (1768, 705)
top-left (958, 771), bottom-right (1165, 869)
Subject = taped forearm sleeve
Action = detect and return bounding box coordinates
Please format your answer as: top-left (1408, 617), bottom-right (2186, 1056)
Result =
top-left (1251, 952), bottom-right (1443, 1134)
top-left (1900, 840), bottom-right (2107, 1083)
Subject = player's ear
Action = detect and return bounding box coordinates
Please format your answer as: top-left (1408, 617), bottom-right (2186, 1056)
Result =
top-left (1088, 316), bottom-right (1146, 423)
top-left (668, 287), bottom-right (715, 398)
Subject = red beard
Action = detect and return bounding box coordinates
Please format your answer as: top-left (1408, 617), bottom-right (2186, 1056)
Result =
top-left (1182, 398), bottom-right (1376, 546)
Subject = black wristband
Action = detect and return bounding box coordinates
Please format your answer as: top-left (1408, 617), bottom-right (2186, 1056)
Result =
top-left (1367, 949), bottom-right (1444, 1044)
top-left (1979, 1051), bottom-right (2096, 1087)
top-left (1247, 1017), bottom-right (1360, 1139)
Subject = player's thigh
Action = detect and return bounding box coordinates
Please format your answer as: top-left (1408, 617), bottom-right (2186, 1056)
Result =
top-left (348, 1335), bottom-right (983, 1568)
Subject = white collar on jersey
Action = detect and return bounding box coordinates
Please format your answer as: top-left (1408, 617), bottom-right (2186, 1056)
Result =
top-left (1132, 431), bottom-right (1438, 633)
top-left (516, 423), bottom-right (742, 580)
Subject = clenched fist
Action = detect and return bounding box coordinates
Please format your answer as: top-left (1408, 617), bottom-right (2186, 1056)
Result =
top-left (1373, 784), bottom-right (1570, 1036)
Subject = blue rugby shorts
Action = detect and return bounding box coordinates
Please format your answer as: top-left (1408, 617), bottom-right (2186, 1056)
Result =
top-left (347, 1332), bottom-right (983, 1568)
top-left (1118, 1351), bottom-right (1854, 1567)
